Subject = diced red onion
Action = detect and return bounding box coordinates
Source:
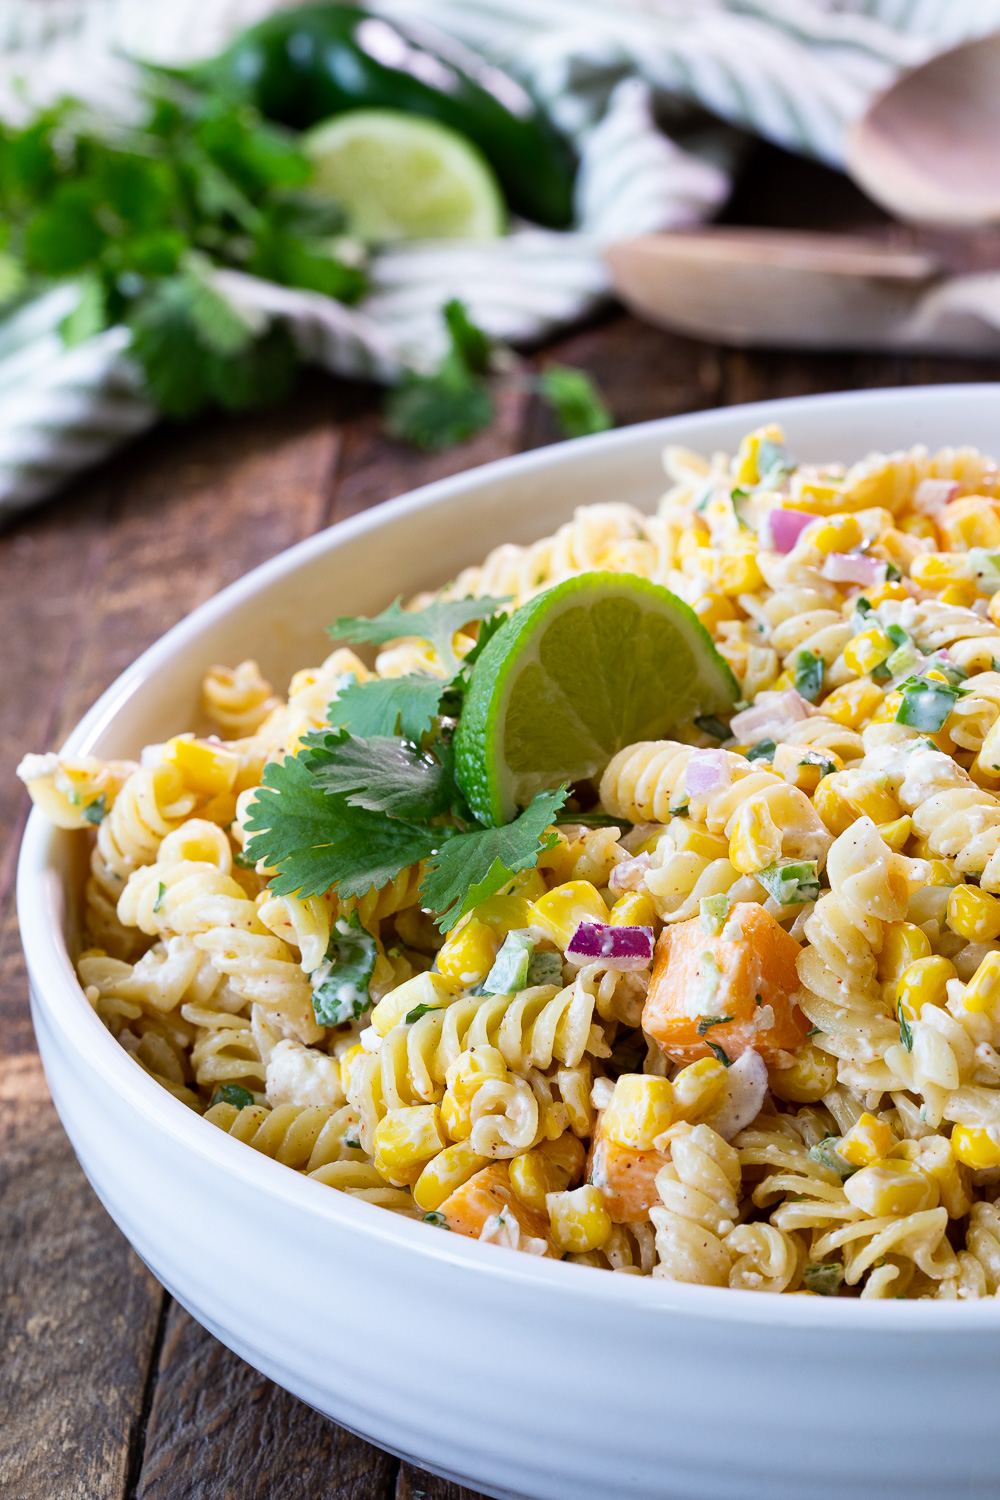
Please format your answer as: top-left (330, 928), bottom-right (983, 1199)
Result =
top-left (566, 920), bottom-right (654, 970)
top-left (684, 748), bottom-right (731, 796)
top-left (768, 508), bottom-right (815, 554)
top-left (820, 551), bottom-right (886, 586)
top-left (730, 689), bottom-right (812, 744)
top-left (912, 479), bottom-right (959, 516)
top-left (703, 1049), bottom-right (768, 1141)
top-left (609, 852), bottom-right (651, 893)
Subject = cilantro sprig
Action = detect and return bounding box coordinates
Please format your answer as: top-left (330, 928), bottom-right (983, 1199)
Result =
top-left (244, 598), bottom-right (568, 934)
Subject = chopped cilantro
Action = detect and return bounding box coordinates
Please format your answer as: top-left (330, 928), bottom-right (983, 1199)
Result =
top-left (697, 1014), bottom-right (735, 1036)
top-left (233, 848), bottom-right (256, 869)
top-left (328, 595), bottom-right (509, 676)
top-left (82, 793), bottom-right (108, 825)
top-left (706, 1041), bottom-right (731, 1067)
top-left (792, 649), bottom-right (824, 703)
top-left (755, 992), bottom-right (763, 1007)
top-left (152, 881), bottom-right (166, 914)
top-left (404, 1003), bottom-right (443, 1024)
top-left (211, 1084), bottom-right (255, 1109)
top-left (806, 1026), bottom-right (822, 1038)
top-left (899, 1009), bottom-right (914, 1052)
top-left (670, 800), bottom-right (690, 818)
top-left (311, 911), bottom-right (379, 1026)
top-left (885, 562), bottom-right (902, 583)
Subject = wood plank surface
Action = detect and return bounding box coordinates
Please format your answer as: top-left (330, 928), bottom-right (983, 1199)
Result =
top-left (4, 143), bottom-right (1000, 1498)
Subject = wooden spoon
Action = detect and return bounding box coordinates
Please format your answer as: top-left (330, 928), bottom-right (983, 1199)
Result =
top-left (605, 228), bottom-right (941, 350)
top-left (847, 31), bottom-right (1000, 226)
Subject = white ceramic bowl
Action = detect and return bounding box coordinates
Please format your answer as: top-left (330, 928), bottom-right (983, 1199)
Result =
top-left (19, 385), bottom-right (1000, 1500)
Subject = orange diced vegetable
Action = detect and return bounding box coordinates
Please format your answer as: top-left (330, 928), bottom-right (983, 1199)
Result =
top-left (585, 1114), bottom-right (669, 1224)
top-left (642, 902), bottom-right (807, 1067)
top-left (439, 1163), bottom-right (556, 1254)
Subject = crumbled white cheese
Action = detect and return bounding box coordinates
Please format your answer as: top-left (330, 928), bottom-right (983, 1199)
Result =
top-left (479, 1212), bottom-right (548, 1256)
top-left (591, 1077), bottom-right (615, 1111)
top-left (16, 752), bottom-right (59, 783)
top-left (265, 1037), bottom-right (344, 1109)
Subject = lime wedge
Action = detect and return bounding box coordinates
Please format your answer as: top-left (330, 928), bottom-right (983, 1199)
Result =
top-left (454, 573), bottom-right (739, 826)
top-left (303, 108), bottom-right (505, 243)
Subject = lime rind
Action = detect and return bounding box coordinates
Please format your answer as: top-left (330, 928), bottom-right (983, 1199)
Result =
top-left (455, 572), bottom-right (739, 826)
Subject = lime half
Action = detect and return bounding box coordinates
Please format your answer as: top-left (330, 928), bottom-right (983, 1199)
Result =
top-left (303, 108), bottom-right (505, 243)
top-left (455, 573), bottom-right (739, 825)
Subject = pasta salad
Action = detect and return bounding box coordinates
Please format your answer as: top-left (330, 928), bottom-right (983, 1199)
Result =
top-left (21, 421), bottom-right (1000, 1299)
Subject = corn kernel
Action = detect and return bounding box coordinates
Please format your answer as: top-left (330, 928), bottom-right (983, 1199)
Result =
top-left (715, 552), bottom-right (764, 596)
top-left (546, 1184), bottom-right (612, 1253)
top-left (772, 669), bottom-right (794, 691)
top-left (609, 891), bottom-right (656, 927)
top-left (870, 690), bottom-right (904, 726)
top-left (768, 1043), bottom-right (836, 1104)
top-left (734, 423), bottom-right (785, 486)
top-left (445, 1045), bottom-right (508, 1105)
top-left (820, 679), bottom-right (884, 730)
top-left (899, 513), bottom-right (938, 541)
top-left (529, 880), bottom-right (610, 947)
top-left (961, 951), bottom-right (1000, 1014)
top-left (858, 581), bottom-right (910, 608)
top-left (163, 734), bottom-right (240, 796)
top-left (373, 1104), bottom-right (446, 1175)
top-left (790, 479), bottom-right (849, 511)
top-left (370, 972), bottom-right (457, 1037)
top-left (694, 591), bottom-right (737, 633)
top-left (989, 593), bottom-right (1000, 629)
top-left (939, 582), bottom-right (980, 608)
top-left (878, 923), bottom-right (931, 986)
top-left (772, 743), bottom-right (842, 794)
top-left (948, 885), bottom-right (1000, 943)
top-left (896, 955), bottom-right (955, 1018)
top-left (813, 775), bottom-right (855, 837)
top-left (508, 1149), bottom-right (565, 1211)
top-left (892, 1135), bottom-right (972, 1218)
top-left (925, 859), bottom-right (960, 887)
top-left (602, 1075), bottom-right (675, 1150)
top-left (809, 514), bottom-right (864, 556)
top-left (671, 1057), bottom-right (728, 1121)
top-left (670, 824), bottom-right (730, 860)
top-left (910, 552), bottom-right (971, 590)
top-left (413, 1140), bottom-right (488, 1211)
top-left (838, 1112), bottom-right (894, 1168)
top-left (843, 628), bottom-right (894, 677)
top-left (951, 1125), bottom-right (1000, 1171)
top-left (436, 919), bottom-right (499, 985)
top-left (337, 1043), bottom-right (365, 1094)
top-left (876, 816), bottom-right (912, 853)
top-left (843, 1159), bottom-right (939, 1217)
top-left (538, 1132), bottom-right (586, 1184)
top-left (728, 798), bottom-right (782, 874)
top-left (440, 1091), bottom-right (471, 1142)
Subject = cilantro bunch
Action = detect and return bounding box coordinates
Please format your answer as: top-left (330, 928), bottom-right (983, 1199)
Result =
top-left (0, 85), bottom-right (365, 417)
top-left (243, 596), bottom-right (568, 932)
top-left (385, 297), bottom-right (613, 453)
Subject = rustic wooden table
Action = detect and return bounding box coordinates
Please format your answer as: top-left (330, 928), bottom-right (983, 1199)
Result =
top-left (3, 148), bottom-right (1000, 1500)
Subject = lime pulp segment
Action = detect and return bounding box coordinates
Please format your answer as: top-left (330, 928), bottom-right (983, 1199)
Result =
top-left (454, 573), bottom-right (739, 826)
top-left (302, 108), bottom-right (506, 243)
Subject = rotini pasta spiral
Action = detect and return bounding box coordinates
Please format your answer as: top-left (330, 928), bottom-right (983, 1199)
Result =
top-left (201, 659), bottom-right (281, 739)
top-left (649, 1123), bottom-right (742, 1287)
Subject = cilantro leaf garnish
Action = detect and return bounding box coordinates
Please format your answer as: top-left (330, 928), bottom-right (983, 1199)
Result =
top-left (328, 595), bottom-right (509, 677)
top-left (304, 731), bottom-right (456, 822)
top-left (536, 364), bottom-right (612, 439)
top-left (706, 1041), bottom-right (732, 1067)
top-left (420, 787), bottom-right (568, 931)
top-left (697, 1014), bottom-right (735, 1036)
top-left (211, 1083), bottom-right (255, 1109)
top-left (330, 675), bottom-right (447, 741)
top-left (243, 753), bottom-right (442, 899)
top-left (792, 649), bottom-right (824, 703)
top-left (404, 1003), bottom-right (442, 1024)
top-left (82, 792), bottom-right (108, 825)
top-left (311, 911), bottom-right (378, 1026)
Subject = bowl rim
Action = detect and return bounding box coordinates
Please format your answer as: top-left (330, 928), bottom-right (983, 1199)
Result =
top-left (19, 381), bottom-right (1000, 1332)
